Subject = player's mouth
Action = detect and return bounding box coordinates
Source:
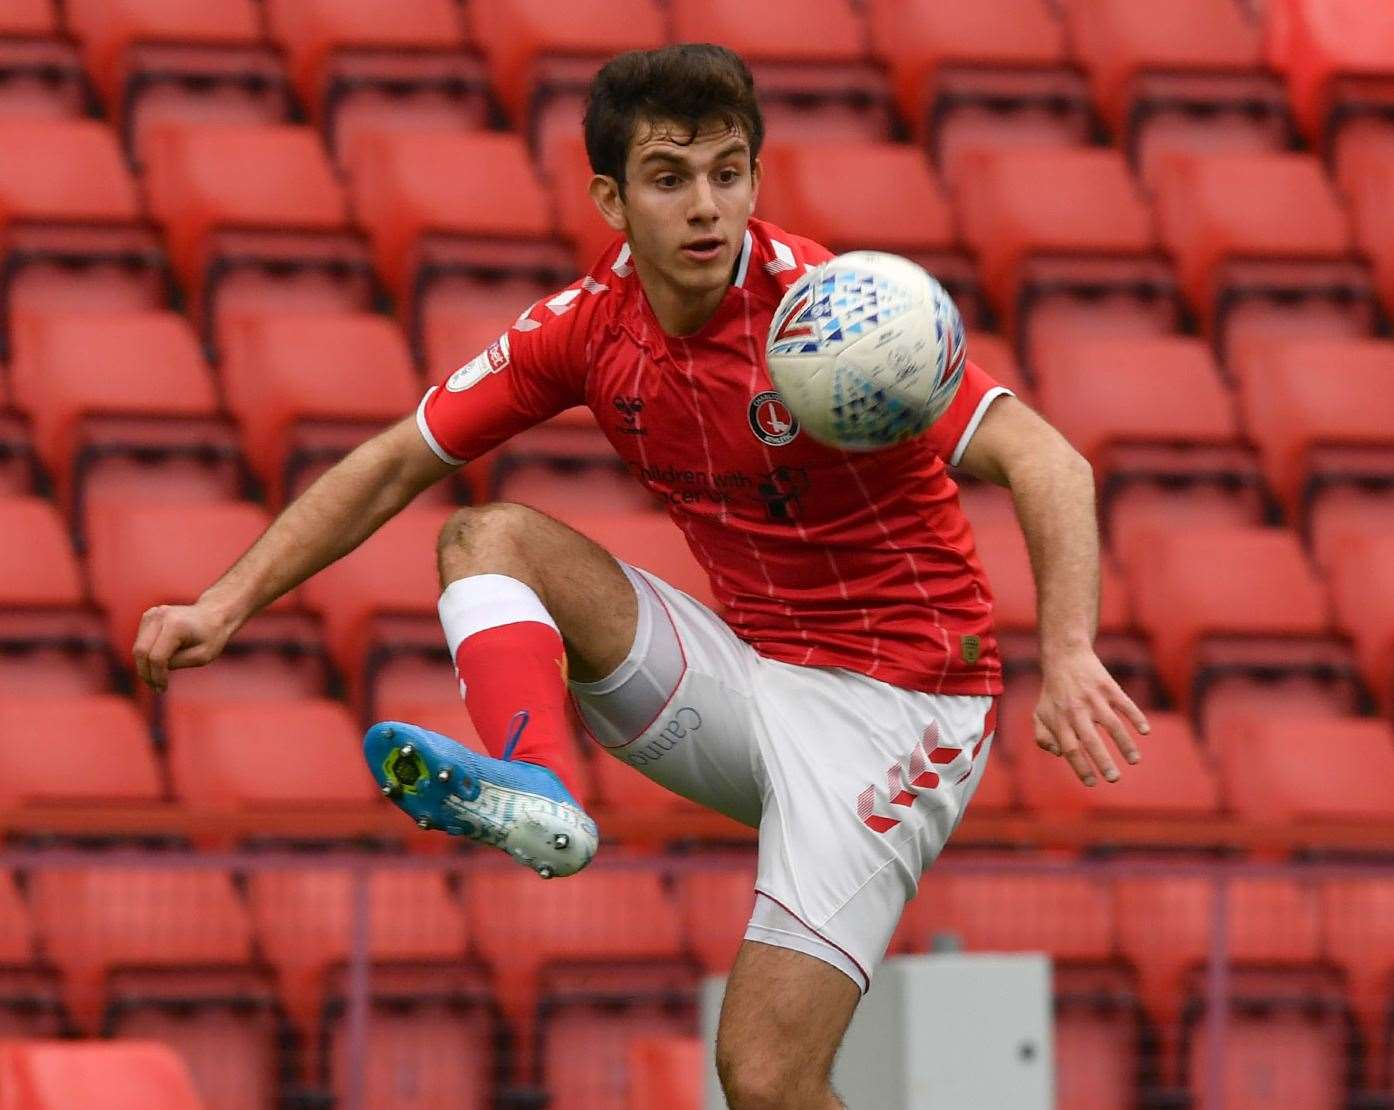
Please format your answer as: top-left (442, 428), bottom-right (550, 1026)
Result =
top-left (680, 236), bottom-right (724, 263)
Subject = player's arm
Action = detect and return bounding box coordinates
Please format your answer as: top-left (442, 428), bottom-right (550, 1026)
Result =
top-left (134, 417), bottom-right (455, 691)
top-left (956, 394), bottom-right (1149, 785)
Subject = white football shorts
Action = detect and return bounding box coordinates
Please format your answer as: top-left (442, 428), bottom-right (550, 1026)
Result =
top-left (569, 563), bottom-right (999, 992)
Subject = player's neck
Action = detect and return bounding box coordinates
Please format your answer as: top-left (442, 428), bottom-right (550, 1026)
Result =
top-left (633, 256), bottom-right (729, 337)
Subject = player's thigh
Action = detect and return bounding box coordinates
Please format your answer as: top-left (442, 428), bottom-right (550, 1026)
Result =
top-left (436, 502), bottom-right (636, 683)
top-left (752, 662), bottom-right (998, 987)
top-left (715, 940), bottom-right (859, 1103)
top-left (570, 564), bottom-right (765, 827)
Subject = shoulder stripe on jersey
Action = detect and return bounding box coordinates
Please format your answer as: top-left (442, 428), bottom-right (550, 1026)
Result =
top-left (950, 387), bottom-right (1014, 467)
top-left (733, 229), bottom-right (754, 287)
top-left (612, 243), bottom-right (634, 277)
top-left (763, 237), bottom-right (796, 275)
top-left (415, 387), bottom-right (467, 466)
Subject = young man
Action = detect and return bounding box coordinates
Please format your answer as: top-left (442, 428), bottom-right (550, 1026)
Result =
top-left (134, 45), bottom-right (1148, 1110)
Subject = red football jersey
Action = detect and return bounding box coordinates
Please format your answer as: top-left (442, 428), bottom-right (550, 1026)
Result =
top-left (418, 219), bottom-right (1011, 696)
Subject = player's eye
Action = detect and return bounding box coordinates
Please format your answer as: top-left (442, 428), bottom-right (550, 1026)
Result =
top-left (716, 167), bottom-right (742, 184)
top-left (655, 173), bottom-right (681, 188)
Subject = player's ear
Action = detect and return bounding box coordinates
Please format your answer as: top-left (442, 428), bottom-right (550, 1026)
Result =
top-left (589, 174), bottom-right (627, 233)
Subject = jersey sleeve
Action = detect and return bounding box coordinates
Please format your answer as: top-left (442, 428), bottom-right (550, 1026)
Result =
top-left (922, 358), bottom-right (1015, 467)
top-left (415, 290), bottom-right (590, 465)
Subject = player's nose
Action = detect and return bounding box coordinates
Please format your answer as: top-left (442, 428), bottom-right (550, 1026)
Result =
top-left (688, 176), bottom-right (720, 221)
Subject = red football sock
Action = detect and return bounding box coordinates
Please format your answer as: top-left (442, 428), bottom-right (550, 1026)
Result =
top-left (439, 574), bottom-right (582, 800)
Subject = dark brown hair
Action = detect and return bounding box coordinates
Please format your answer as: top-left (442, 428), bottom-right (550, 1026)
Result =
top-left (583, 44), bottom-right (764, 191)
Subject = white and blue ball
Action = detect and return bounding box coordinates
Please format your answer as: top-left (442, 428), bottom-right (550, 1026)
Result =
top-left (765, 251), bottom-right (966, 451)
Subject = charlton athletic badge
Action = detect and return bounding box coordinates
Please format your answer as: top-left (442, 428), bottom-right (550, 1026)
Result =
top-left (749, 390), bottom-right (799, 446)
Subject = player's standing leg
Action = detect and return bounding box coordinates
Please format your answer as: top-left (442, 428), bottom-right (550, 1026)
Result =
top-left (364, 502), bottom-right (636, 876)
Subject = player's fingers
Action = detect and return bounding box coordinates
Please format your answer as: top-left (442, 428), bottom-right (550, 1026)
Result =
top-left (1072, 703), bottom-right (1120, 783)
top-left (1096, 691), bottom-right (1143, 767)
top-left (1055, 724), bottom-right (1097, 786)
top-left (144, 619), bottom-right (189, 692)
top-left (132, 607), bottom-right (166, 689)
top-left (1033, 711), bottom-right (1060, 756)
top-left (168, 642), bottom-right (217, 670)
top-left (1110, 684), bottom-right (1151, 745)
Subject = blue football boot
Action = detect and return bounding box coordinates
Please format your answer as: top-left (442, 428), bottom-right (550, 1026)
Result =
top-left (364, 712), bottom-right (598, 878)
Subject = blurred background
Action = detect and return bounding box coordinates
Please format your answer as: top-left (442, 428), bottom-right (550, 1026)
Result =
top-left (0, 0), bottom-right (1391, 1106)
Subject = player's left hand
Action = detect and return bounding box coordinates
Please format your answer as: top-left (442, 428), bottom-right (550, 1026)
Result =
top-left (1034, 647), bottom-right (1148, 786)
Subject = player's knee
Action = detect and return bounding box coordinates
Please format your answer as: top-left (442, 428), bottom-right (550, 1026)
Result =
top-left (436, 502), bottom-right (539, 576)
top-left (717, 1040), bottom-right (822, 1110)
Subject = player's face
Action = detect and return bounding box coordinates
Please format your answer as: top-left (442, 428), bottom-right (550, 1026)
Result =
top-left (590, 118), bottom-right (760, 333)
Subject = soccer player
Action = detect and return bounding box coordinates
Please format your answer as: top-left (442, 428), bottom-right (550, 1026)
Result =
top-left (134, 44), bottom-right (1149, 1110)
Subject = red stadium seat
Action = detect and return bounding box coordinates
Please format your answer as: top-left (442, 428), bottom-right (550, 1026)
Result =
top-left (1307, 486), bottom-right (1394, 573)
top-left (0, 496), bottom-right (111, 696)
top-left (963, 331), bottom-right (1032, 406)
top-left (1015, 711), bottom-right (1221, 823)
top-left (1347, 146), bottom-right (1394, 320)
top-left (0, 1041), bottom-right (204, 1110)
top-left (548, 509), bottom-right (720, 612)
top-left (1064, 0), bottom-right (1287, 186)
top-left (953, 146), bottom-right (1178, 364)
top-left (248, 867), bottom-right (469, 1031)
top-left (0, 871), bottom-right (66, 1040)
top-left (10, 311), bottom-right (235, 542)
top-left (266, 0), bottom-right (489, 165)
top-left (1265, 0), bottom-right (1394, 151)
top-left (1320, 878), bottom-right (1394, 1091)
top-left (347, 128), bottom-right (569, 353)
top-left (163, 698), bottom-right (382, 827)
top-left (547, 136), bottom-right (622, 274)
top-left (628, 1037), bottom-right (703, 1110)
top-left (670, 0), bottom-right (893, 145)
top-left (0, 694), bottom-right (163, 813)
top-left (470, 0), bottom-right (664, 169)
top-left (544, 994), bottom-right (698, 1110)
top-left (1235, 336), bottom-right (1394, 521)
top-left (0, 0), bottom-right (90, 123)
top-left (144, 122), bottom-right (372, 354)
top-left (1328, 535), bottom-right (1394, 713)
top-left (760, 140), bottom-right (984, 324)
top-left (587, 750), bottom-right (704, 819)
top-left (86, 499), bottom-right (328, 704)
top-left (1215, 713), bottom-right (1394, 828)
top-left (220, 311), bottom-right (418, 504)
top-left (64, 0), bottom-right (289, 165)
top-left (0, 119), bottom-right (168, 361)
top-left (676, 862), bottom-right (757, 975)
top-left (1153, 151), bottom-right (1376, 356)
top-left (866, 0), bottom-right (1091, 181)
top-left (300, 505), bottom-right (456, 709)
top-left (1124, 526), bottom-right (1346, 712)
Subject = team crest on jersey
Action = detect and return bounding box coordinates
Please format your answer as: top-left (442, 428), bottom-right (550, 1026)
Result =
top-left (748, 390), bottom-right (799, 446)
top-left (446, 334), bottom-right (510, 392)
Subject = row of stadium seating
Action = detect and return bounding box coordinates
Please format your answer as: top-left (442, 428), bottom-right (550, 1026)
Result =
top-left (0, 864), bottom-right (1390, 1107)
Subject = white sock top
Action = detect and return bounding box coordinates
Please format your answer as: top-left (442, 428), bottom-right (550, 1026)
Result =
top-left (438, 573), bottom-right (559, 661)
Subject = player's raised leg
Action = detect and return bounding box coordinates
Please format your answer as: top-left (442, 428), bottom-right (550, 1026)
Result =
top-left (716, 942), bottom-right (859, 1110)
top-left (365, 502), bottom-right (637, 877)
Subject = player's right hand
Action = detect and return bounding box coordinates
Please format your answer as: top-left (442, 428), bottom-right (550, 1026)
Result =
top-left (133, 603), bottom-right (235, 692)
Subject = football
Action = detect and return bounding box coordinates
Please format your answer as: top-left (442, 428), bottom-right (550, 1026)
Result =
top-left (765, 251), bottom-right (966, 451)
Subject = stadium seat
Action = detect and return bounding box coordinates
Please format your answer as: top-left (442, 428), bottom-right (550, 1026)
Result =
top-left (0, 694), bottom-right (163, 817)
top-left (266, 0), bottom-right (490, 165)
top-left (0, 0), bottom-right (91, 123)
top-left (548, 509), bottom-right (720, 612)
top-left (1214, 713), bottom-right (1394, 829)
top-left (9, 311), bottom-right (236, 543)
top-left (1123, 526), bottom-right (1352, 714)
top-left (759, 140), bottom-right (984, 324)
top-left (0, 118), bottom-right (168, 361)
top-left (1328, 535), bottom-right (1394, 713)
top-left (546, 135), bottom-right (623, 274)
top-left (1235, 336), bottom-right (1394, 522)
top-left (676, 862), bottom-right (757, 975)
top-left (1320, 878), bottom-right (1394, 1092)
top-left (1265, 0), bottom-right (1394, 153)
top-left (346, 128), bottom-right (569, 355)
top-left (248, 867), bottom-right (470, 1032)
top-left (0, 1041), bottom-right (205, 1110)
top-left (300, 504), bottom-right (456, 710)
top-left (86, 499), bottom-right (329, 704)
top-left (1346, 145), bottom-right (1394, 320)
top-left (952, 146), bottom-right (1179, 364)
top-left (468, 867), bottom-right (694, 1083)
top-left (64, 0), bottom-right (290, 165)
top-left (219, 311), bottom-right (419, 504)
top-left (628, 1037), bottom-right (703, 1110)
top-left (1016, 711), bottom-right (1221, 823)
top-left (0, 496), bottom-right (112, 695)
top-left (866, 0), bottom-right (1092, 182)
top-left (1032, 334), bottom-right (1267, 559)
top-left (963, 331), bottom-right (1032, 406)
top-left (470, 0), bottom-right (664, 170)
top-left (669, 0), bottom-right (893, 145)
top-left (587, 750), bottom-right (704, 820)
top-left (163, 698), bottom-right (383, 833)
top-left (144, 122), bottom-right (372, 354)
top-left (1307, 486), bottom-right (1394, 573)
top-left (0, 871), bottom-right (67, 1040)
top-left (1064, 0), bottom-right (1288, 186)
top-left (1153, 151), bottom-right (1377, 357)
